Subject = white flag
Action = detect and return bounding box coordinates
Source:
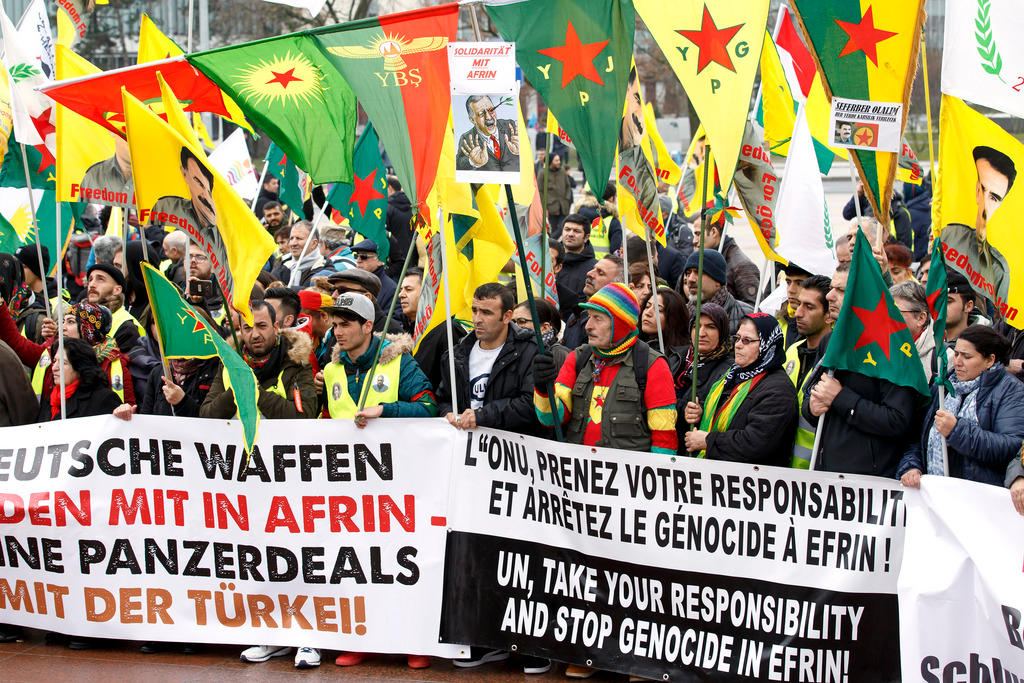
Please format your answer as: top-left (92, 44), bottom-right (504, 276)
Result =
top-left (0, 4), bottom-right (54, 159)
top-left (942, 0), bottom-right (1024, 118)
top-left (209, 128), bottom-right (259, 200)
top-left (261, 0), bottom-right (327, 17)
top-left (17, 0), bottom-right (54, 80)
top-left (774, 106), bottom-right (838, 277)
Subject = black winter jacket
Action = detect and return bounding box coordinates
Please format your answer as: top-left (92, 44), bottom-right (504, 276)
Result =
top-left (556, 244), bottom-right (596, 320)
top-left (703, 368), bottom-right (798, 466)
top-left (436, 323), bottom-right (541, 434)
top-left (898, 364), bottom-right (1024, 486)
top-left (141, 358), bottom-right (221, 417)
top-left (37, 381), bottom-right (122, 421)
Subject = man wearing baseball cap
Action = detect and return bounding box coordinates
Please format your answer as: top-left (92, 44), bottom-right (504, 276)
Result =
top-left (317, 291), bottom-right (436, 426)
top-left (351, 239), bottom-right (397, 313)
top-left (325, 268), bottom-right (404, 334)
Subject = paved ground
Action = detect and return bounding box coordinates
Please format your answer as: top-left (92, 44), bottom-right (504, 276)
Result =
top-left (0, 630), bottom-right (636, 682)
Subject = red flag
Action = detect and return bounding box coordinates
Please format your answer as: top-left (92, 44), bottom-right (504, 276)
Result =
top-left (775, 6), bottom-right (815, 98)
top-left (40, 56), bottom-right (247, 137)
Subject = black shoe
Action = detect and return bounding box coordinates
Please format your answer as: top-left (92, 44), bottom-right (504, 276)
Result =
top-left (522, 655), bottom-right (552, 674)
top-left (453, 647), bottom-right (510, 668)
top-left (140, 641), bottom-right (166, 654)
top-left (0, 625), bottom-right (22, 643)
top-left (180, 643), bottom-right (201, 655)
top-left (44, 632), bottom-right (69, 646)
top-left (67, 637), bottom-right (99, 650)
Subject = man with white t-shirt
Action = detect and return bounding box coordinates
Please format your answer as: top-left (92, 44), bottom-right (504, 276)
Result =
top-left (436, 282), bottom-right (541, 435)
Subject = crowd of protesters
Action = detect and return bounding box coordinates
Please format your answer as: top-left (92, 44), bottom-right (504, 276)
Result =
top-left (1, 151), bottom-right (1022, 678)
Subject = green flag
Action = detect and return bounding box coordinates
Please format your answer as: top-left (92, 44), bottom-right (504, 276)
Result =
top-left (141, 263), bottom-right (261, 453)
top-left (485, 0), bottom-right (635, 195)
top-left (265, 142), bottom-right (305, 221)
top-left (188, 34), bottom-right (357, 184)
top-left (924, 237), bottom-right (951, 393)
top-left (822, 228), bottom-right (929, 396)
top-left (0, 212), bottom-right (20, 254)
top-left (327, 124), bottom-right (388, 260)
top-left (0, 142), bottom-right (55, 190)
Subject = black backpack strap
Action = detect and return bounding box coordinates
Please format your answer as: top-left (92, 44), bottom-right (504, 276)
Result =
top-left (574, 345), bottom-right (593, 371)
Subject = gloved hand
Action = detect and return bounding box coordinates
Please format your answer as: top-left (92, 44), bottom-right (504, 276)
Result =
top-left (533, 353), bottom-right (558, 388)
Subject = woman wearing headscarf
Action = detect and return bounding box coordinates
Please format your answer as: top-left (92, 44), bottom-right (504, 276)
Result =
top-left (0, 298), bottom-right (136, 406)
top-left (899, 325), bottom-right (1024, 487)
top-left (674, 302), bottom-right (733, 404)
top-left (640, 287), bottom-right (690, 376)
top-left (37, 337), bottom-right (122, 421)
top-left (682, 312), bottom-right (797, 465)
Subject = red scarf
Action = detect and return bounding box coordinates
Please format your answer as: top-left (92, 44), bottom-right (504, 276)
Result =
top-left (49, 379), bottom-right (79, 419)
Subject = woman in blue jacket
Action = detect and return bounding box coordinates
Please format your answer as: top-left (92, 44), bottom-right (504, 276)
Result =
top-left (899, 325), bottom-right (1024, 487)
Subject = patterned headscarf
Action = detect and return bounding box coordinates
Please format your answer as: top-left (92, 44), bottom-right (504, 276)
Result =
top-left (71, 302), bottom-right (112, 347)
top-left (721, 312), bottom-right (785, 392)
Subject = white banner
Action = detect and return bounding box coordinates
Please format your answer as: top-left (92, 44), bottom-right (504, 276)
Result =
top-left (441, 429), bottom-right (907, 681)
top-left (828, 97), bottom-right (902, 153)
top-left (0, 415), bottom-right (462, 656)
top-left (898, 476), bottom-right (1024, 681)
top-left (209, 129), bottom-right (259, 201)
top-left (942, 0), bottom-right (1024, 119)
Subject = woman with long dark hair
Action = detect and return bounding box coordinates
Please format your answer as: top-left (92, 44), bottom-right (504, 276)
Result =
top-left (640, 287), bottom-right (689, 375)
top-left (37, 337), bottom-right (122, 421)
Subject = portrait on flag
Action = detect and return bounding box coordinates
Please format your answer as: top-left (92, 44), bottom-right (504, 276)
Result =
top-left (453, 93), bottom-right (521, 183)
top-left (77, 134), bottom-right (133, 206)
top-left (616, 64), bottom-right (658, 229)
top-left (935, 95), bottom-right (1024, 324)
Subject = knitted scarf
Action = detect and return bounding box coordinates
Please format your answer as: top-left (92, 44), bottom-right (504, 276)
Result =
top-left (925, 372), bottom-right (983, 475)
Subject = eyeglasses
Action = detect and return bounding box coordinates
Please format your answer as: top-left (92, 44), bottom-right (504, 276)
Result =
top-left (511, 317), bottom-right (531, 326)
top-left (732, 335), bottom-right (759, 346)
top-left (190, 253), bottom-right (208, 262)
top-left (355, 253), bottom-right (374, 260)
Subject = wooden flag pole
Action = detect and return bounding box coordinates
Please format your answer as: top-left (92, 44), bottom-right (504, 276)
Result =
top-left (920, 33), bottom-right (936, 177)
top-left (806, 369), bottom-right (834, 471)
top-left (19, 145), bottom-right (50, 319)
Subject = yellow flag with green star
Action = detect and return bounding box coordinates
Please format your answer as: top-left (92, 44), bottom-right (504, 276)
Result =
top-left (635, 0), bottom-right (768, 193)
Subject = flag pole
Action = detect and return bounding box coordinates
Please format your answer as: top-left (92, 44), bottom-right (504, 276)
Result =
top-left (621, 226), bottom-right (629, 284)
top-left (690, 142), bottom-right (712, 414)
top-left (937, 382), bottom-right (949, 476)
top-left (250, 157), bottom-right (270, 213)
top-left (846, 156), bottom-right (875, 251)
top-left (54, 199), bottom-right (66, 420)
top-left (355, 217), bottom-right (418, 415)
top-left (920, 33), bottom-right (936, 178)
top-left (19, 146), bottom-right (50, 319)
top-left (753, 255), bottom-right (770, 311)
top-left (287, 200), bottom-right (327, 288)
top-left (120, 207), bottom-right (130, 280)
top-left (129, 181), bottom-right (150, 264)
top-left (538, 133), bottom-right (552, 303)
top-left (437, 207), bottom-right (459, 419)
top-left (644, 226), bottom-right (663, 351)
top-left (186, 0), bottom-right (194, 52)
top-left (211, 275), bottom-right (241, 353)
top-left (506, 184), bottom-right (563, 442)
top-left (806, 369), bottom-right (834, 471)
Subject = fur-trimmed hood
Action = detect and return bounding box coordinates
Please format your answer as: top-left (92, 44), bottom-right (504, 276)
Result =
top-left (280, 328), bottom-right (313, 367)
top-left (331, 332), bottom-right (413, 367)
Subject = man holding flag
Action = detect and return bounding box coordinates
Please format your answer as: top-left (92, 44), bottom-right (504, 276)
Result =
top-left (801, 231), bottom-right (927, 476)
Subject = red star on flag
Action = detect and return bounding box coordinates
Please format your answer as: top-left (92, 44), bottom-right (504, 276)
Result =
top-left (537, 20), bottom-right (611, 88)
top-left (676, 6), bottom-right (745, 74)
top-left (926, 288), bottom-right (943, 320)
top-left (347, 168), bottom-right (385, 218)
top-left (855, 128), bottom-right (874, 145)
top-left (267, 68), bottom-right (302, 89)
top-left (30, 110), bottom-right (55, 139)
top-left (32, 144), bottom-right (55, 173)
top-left (852, 295), bottom-right (907, 360)
top-left (835, 6), bottom-right (898, 67)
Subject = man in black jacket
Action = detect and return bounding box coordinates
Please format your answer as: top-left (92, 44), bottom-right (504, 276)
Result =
top-left (800, 262), bottom-right (919, 476)
top-left (385, 176), bottom-right (414, 278)
top-left (555, 213), bottom-right (597, 321)
top-left (436, 282), bottom-right (540, 435)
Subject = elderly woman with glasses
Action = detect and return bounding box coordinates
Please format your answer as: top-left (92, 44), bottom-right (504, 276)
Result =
top-left (682, 312), bottom-right (797, 464)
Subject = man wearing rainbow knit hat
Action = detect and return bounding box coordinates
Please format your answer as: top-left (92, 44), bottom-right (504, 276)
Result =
top-left (532, 282), bottom-right (678, 455)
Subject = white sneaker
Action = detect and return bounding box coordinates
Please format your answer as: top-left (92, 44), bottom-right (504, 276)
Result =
top-left (240, 645), bottom-right (293, 663)
top-left (295, 647), bottom-right (321, 669)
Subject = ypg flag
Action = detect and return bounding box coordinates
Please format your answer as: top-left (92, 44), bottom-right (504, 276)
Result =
top-left (942, 0), bottom-right (1024, 119)
top-left (124, 81), bottom-right (275, 324)
top-left (822, 228), bottom-right (929, 396)
top-left (55, 46), bottom-right (132, 208)
top-left (636, 0), bottom-right (768, 195)
top-left (188, 31), bottom-right (356, 185)
top-left (141, 263), bottom-right (260, 454)
top-left (40, 56), bottom-right (252, 139)
top-left (486, 0), bottom-right (635, 196)
top-left (315, 3), bottom-right (459, 215)
top-left (788, 0), bottom-right (925, 219)
top-left (924, 236), bottom-right (951, 392)
top-left (616, 61), bottom-right (665, 244)
top-left (934, 95), bottom-right (1024, 327)
top-left (265, 142), bottom-right (305, 220)
top-left (327, 124), bottom-right (389, 260)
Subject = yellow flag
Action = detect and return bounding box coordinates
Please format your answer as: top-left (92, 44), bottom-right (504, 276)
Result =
top-left (643, 102), bottom-right (681, 185)
top-left (55, 46), bottom-right (130, 207)
top-left (759, 32), bottom-right (797, 156)
top-left (678, 125), bottom-right (719, 217)
top-left (934, 95), bottom-right (1024, 326)
top-left (124, 82), bottom-right (274, 324)
top-left (616, 60), bottom-right (666, 244)
top-left (636, 0), bottom-right (769, 194)
top-left (544, 108), bottom-right (574, 149)
top-left (0, 65), bottom-right (12, 160)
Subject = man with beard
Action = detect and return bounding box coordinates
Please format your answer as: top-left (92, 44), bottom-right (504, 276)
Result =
top-left (680, 249), bottom-right (752, 336)
top-left (456, 95), bottom-right (519, 173)
top-left (941, 145), bottom-right (1013, 304)
top-left (562, 255), bottom-right (623, 349)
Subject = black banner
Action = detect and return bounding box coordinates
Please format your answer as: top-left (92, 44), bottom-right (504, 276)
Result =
top-left (441, 531), bottom-right (900, 682)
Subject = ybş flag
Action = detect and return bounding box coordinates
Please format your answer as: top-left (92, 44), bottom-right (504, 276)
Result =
top-left (487, 0), bottom-right (635, 196)
top-left (328, 124), bottom-right (389, 260)
top-left (141, 263), bottom-right (260, 453)
top-left (821, 228), bottom-right (929, 396)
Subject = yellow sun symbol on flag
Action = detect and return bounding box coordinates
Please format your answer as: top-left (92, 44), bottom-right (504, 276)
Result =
top-left (10, 204), bottom-right (35, 240)
top-left (234, 52), bottom-right (324, 108)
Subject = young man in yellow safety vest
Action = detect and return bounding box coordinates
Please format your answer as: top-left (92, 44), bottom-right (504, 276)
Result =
top-left (785, 275), bottom-right (832, 469)
top-left (318, 291), bottom-right (438, 425)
